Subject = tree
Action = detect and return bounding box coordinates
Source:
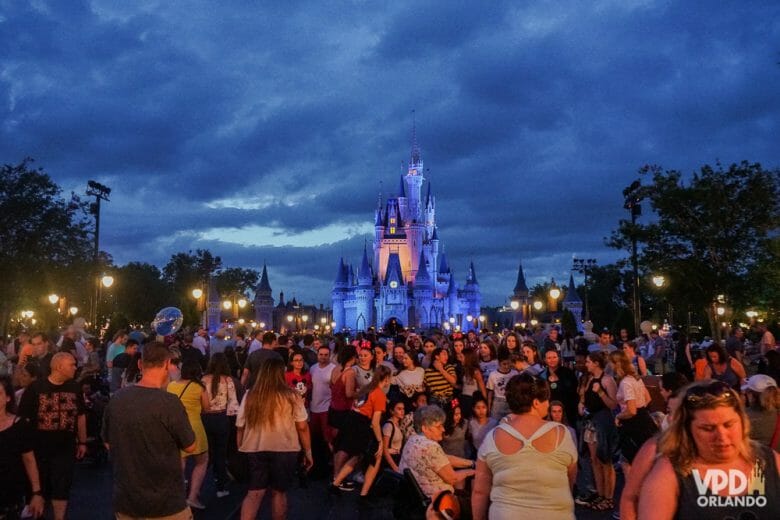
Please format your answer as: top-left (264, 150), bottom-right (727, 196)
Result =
top-left (112, 262), bottom-right (172, 324)
top-left (0, 159), bottom-right (93, 335)
top-left (609, 161), bottom-right (780, 341)
top-left (215, 267), bottom-right (259, 297)
top-left (162, 250), bottom-right (222, 325)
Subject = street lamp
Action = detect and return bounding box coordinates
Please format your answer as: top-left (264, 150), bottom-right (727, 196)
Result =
top-left (549, 285), bottom-right (561, 301)
top-left (192, 288), bottom-right (203, 299)
top-left (222, 300), bottom-right (232, 310)
top-left (746, 311), bottom-right (758, 319)
top-left (69, 306), bottom-right (79, 316)
top-left (237, 298), bottom-right (247, 309)
top-left (287, 315), bottom-right (294, 323)
top-left (716, 306), bottom-right (726, 316)
top-left (510, 300), bottom-right (519, 310)
top-left (652, 275), bottom-right (665, 288)
top-left (101, 275), bottom-right (114, 288)
top-left (623, 179), bottom-right (646, 336)
top-left (48, 294), bottom-right (59, 305)
top-left (533, 301), bottom-right (543, 311)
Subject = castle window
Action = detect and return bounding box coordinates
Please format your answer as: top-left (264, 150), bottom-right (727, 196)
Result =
top-left (389, 227), bottom-right (396, 234)
top-left (389, 218), bottom-right (396, 224)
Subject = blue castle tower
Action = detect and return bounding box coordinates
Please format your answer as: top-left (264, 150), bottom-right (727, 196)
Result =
top-left (332, 129), bottom-right (481, 332)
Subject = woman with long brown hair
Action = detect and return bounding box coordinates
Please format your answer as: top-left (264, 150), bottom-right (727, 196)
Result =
top-left (331, 364), bottom-right (392, 504)
top-left (236, 357), bottom-right (312, 520)
top-left (201, 353), bottom-right (239, 499)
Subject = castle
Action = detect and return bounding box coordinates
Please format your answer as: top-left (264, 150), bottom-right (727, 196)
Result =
top-left (331, 132), bottom-right (481, 332)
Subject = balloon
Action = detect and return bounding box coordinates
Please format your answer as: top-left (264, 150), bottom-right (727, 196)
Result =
top-left (152, 307), bottom-right (184, 336)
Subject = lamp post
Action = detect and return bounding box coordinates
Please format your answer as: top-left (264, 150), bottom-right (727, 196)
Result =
top-left (623, 180), bottom-right (646, 336)
top-left (651, 275), bottom-right (673, 325)
top-left (572, 257), bottom-right (597, 321)
top-left (87, 180), bottom-right (111, 331)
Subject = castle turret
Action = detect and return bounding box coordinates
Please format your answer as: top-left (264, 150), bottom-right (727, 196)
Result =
top-left (512, 262), bottom-right (530, 322)
top-left (353, 245), bottom-right (374, 331)
top-left (461, 262), bottom-right (481, 332)
top-left (253, 262), bottom-right (274, 328)
top-left (331, 258), bottom-right (349, 331)
top-left (562, 273), bottom-right (584, 329)
top-left (413, 249), bottom-right (433, 329)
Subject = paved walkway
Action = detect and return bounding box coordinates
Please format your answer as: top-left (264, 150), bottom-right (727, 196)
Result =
top-left (67, 459), bottom-right (618, 519)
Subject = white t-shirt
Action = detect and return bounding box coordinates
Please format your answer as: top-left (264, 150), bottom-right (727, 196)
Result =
top-left (309, 362), bottom-right (335, 413)
top-left (248, 339), bottom-right (262, 354)
top-left (616, 376), bottom-right (649, 411)
top-left (192, 335), bottom-right (208, 355)
top-left (487, 369), bottom-right (519, 400)
top-left (236, 393), bottom-right (308, 452)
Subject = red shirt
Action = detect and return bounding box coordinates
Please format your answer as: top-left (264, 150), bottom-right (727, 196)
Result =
top-left (355, 387), bottom-right (387, 419)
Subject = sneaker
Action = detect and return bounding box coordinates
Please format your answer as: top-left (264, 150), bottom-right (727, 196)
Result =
top-left (216, 490), bottom-right (230, 498)
top-left (574, 492), bottom-right (598, 506)
top-left (186, 499), bottom-right (206, 510)
top-left (612, 509), bottom-right (621, 519)
top-left (335, 480), bottom-right (356, 492)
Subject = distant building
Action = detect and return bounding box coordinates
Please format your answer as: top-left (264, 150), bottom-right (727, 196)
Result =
top-left (331, 131), bottom-right (481, 332)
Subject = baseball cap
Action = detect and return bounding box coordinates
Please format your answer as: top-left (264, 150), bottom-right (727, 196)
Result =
top-left (741, 374), bottom-right (778, 393)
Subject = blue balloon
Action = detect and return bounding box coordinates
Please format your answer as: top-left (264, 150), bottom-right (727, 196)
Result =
top-left (152, 307), bottom-right (184, 336)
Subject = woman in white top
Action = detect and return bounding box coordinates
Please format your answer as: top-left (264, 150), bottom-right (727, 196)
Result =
top-left (392, 350), bottom-right (426, 399)
top-left (473, 373), bottom-right (577, 520)
top-left (608, 351), bottom-right (657, 472)
top-left (201, 353), bottom-right (239, 498)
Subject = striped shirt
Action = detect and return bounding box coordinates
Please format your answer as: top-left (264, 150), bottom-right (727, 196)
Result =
top-left (424, 364), bottom-right (456, 398)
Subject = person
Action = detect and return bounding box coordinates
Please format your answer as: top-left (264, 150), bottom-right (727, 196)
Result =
top-left (18, 352), bottom-right (87, 520)
top-left (609, 350), bottom-right (658, 519)
top-left (381, 398), bottom-right (406, 473)
top-left (758, 322), bottom-right (776, 357)
top-left (353, 346), bottom-right (375, 393)
top-left (109, 339), bottom-right (138, 394)
top-left (392, 348), bottom-right (426, 402)
top-left (486, 348), bottom-right (518, 420)
top-left (236, 357), bottom-right (312, 520)
top-left (0, 375), bottom-right (45, 519)
top-left (672, 332), bottom-right (693, 381)
top-left (192, 328), bottom-right (209, 357)
top-left (521, 341), bottom-right (544, 375)
top-left (638, 380), bottom-right (780, 519)
top-left (247, 329), bottom-right (263, 355)
top-left (102, 341), bottom-right (196, 519)
top-left (285, 352), bottom-right (313, 408)
top-left (309, 344), bottom-right (336, 474)
top-left (201, 353), bottom-right (239, 498)
top-left (241, 332), bottom-right (282, 389)
top-left (725, 326), bottom-right (746, 364)
top-left (478, 339), bottom-right (498, 383)
top-left (620, 340), bottom-right (648, 377)
top-left (742, 374), bottom-right (779, 449)
top-left (331, 365), bottom-right (391, 502)
top-left (548, 400), bottom-right (577, 446)
top-left (577, 352), bottom-right (618, 512)
top-left (328, 345), bottom-right (357, 442)
top-left (441, 401), bottom-right (469, 458)
top-left (459, 349), bottom-right (487, 419)
top-left (424, 347), bottom-right (457, 409)
top-left (399, 405), bottom-right (476, 500)
top-left (540, 349), bottom-right (579, 427)
top-left (167, 361), bottom-right (210, 510)
top-left (619, 372), bottom-right (688, 520)
top-left (209, 328), bottom-right (233, 356)
top-left (588, 328), bottom-right (618, 355)
top-left (472, 373), bottom-right (577, 520)
top-left (702, 343), bottom-right (746, 390)
top-left (105, 330), bottom-right (128, 382)
top-left (78, 337), bottom-right (102, 381)
top-left (14, 361), bottom-right (39, 406)
top-left (467, 395), bottom-right (498, 455)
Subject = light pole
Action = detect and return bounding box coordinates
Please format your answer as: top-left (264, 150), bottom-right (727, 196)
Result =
top-left (573, 257), bottom-right (597, 321)
top-left (623, 180), bottom-right (646, 336)
top-left (548, 280), bottom-right (561, 314)
top-left (87, 180), bottom-right (111, 331)
top-left (651, 275), bottom-right (673, 326)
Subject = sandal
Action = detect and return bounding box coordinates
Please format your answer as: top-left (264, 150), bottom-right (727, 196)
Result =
top-left (591, 497), bottom-right (614, 511)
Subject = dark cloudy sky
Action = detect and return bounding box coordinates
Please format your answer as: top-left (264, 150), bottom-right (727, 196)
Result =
top-left (2, 0), bottom-right (779, 307)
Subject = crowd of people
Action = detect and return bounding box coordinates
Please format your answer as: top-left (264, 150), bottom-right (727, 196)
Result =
top-left (0, 320), bottom-right (778, 519)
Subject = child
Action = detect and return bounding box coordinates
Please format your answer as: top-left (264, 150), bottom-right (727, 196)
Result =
top-left (401, 392), bottom-right (427, 441)
top-left (381, 399), bottom-right (406, 472)
top-left (468, 395), bottom-right (498, 455)
top-left (441, 401), bottom-right (469, 458)
top-left (486, 347), bottom-right (518, 420)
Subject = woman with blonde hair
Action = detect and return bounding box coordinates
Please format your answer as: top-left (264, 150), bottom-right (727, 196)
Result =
top-left (609, 351), bottom-right (657, 469)
top-left (237, 357), bottom-right (312, 520)
top-left (639, 380), bottom-right (780, 519)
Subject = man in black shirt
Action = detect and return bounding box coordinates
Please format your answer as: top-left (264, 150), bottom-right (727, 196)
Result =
top-left (18, 352), bottom-right (87, 520)
top-left (102, 341), bottom-right (195, 519)
top-left (240, 332), bottom-right (282, 388)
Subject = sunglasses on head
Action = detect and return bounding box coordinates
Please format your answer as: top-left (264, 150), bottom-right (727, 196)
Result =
top-left (684, 381), bottom-right (737, 407)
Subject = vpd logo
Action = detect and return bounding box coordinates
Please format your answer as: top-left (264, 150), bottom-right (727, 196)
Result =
top-left (691, 462), bottom-right (767, 508)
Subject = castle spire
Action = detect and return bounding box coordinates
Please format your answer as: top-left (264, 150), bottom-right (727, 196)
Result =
top-left (513, 262), bottom-right (529, 294)
top-left (414, 249), bottom-right (431, 285)
top-left (563, 273), bottom-right (582, 303)
top-left (410, 109), bottom-right (421, 166)
top-left (358, 243), bottom-right (373, 285)
top-left (256, 262), bottom-right (272, 293)
top-left (467, 261), bottom-right (478, 284)
top-left (398, 175), bottom-right (406, 197)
